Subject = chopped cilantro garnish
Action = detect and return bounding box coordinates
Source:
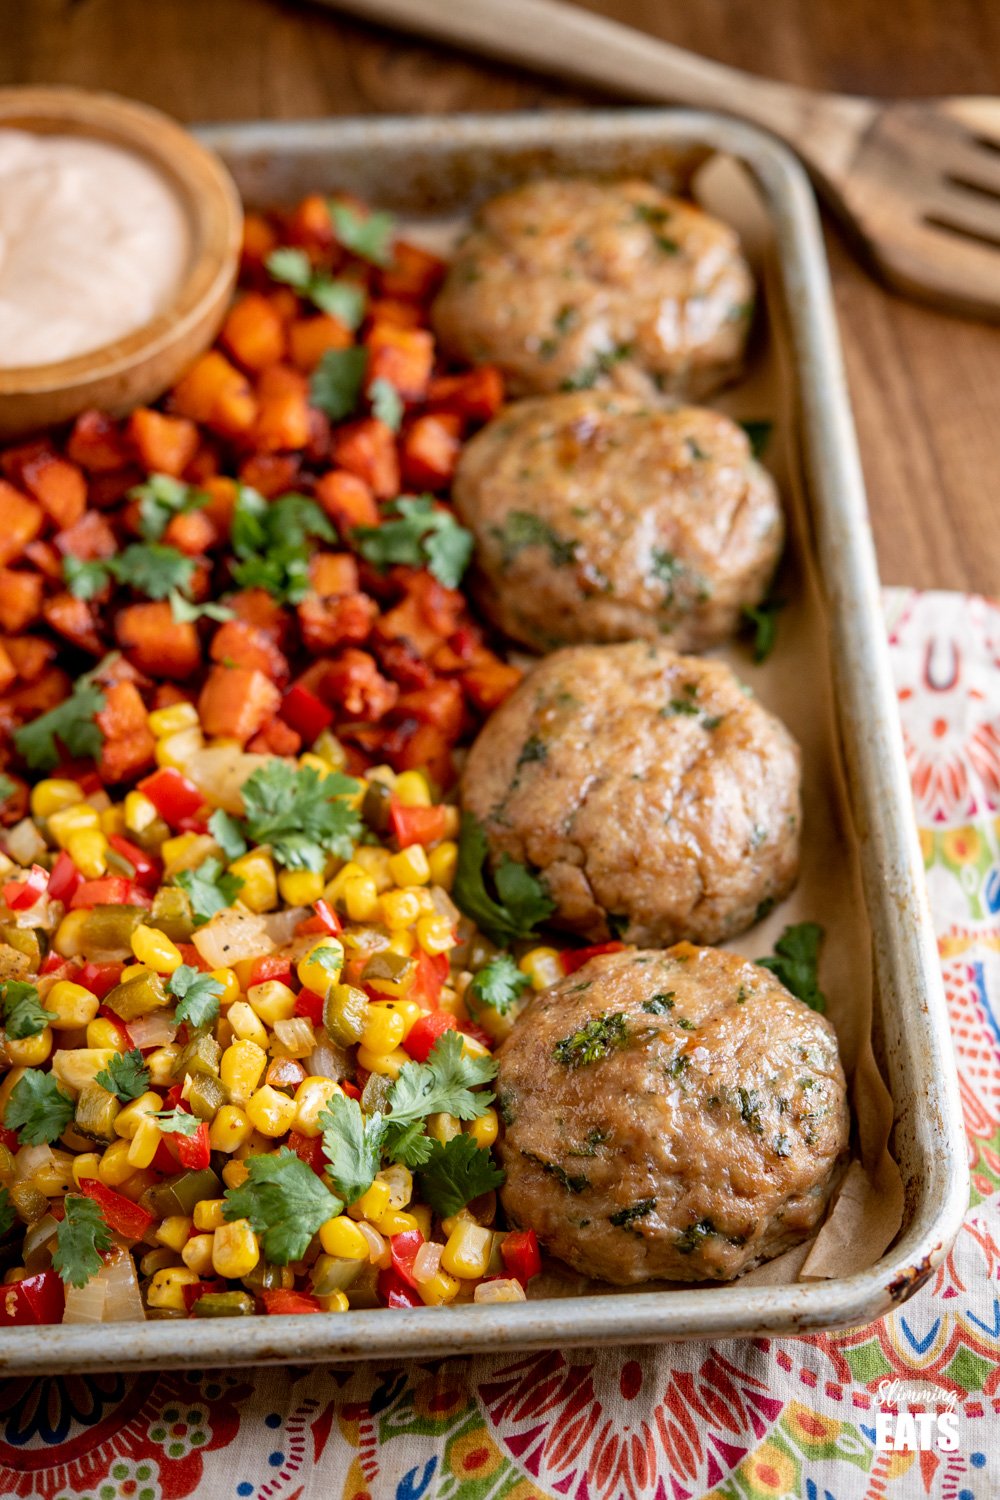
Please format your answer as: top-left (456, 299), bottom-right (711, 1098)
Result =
top-left (231, 487), bottom-right (335, 604)
top-left (308, 347), bottom-right (368, 421)
top-left (129, 473), bottom-right (210, 542)
top-left (740, 420), bottom-right (773, 459)
top-left (553, 1012), bottom-right (629, 1068)
top-left (642, 993), bottom-right (675, 1015)
top-left (154, 1108), bottom-right (203, 1137)
top-left (467, 953), bottom-right (531, 1019)
top-left (369, 376), bottom-right (403, 431)
top-left (758, 922), bottom-right (826, 1012)
top-left (174, 858), bottom-right (244, 926)
top-left (94, 1048), bottom-right (150, 1102)
top-left (2, 980), bottom-right (50, 1040)
top-left (0, 773), bottom-right (14, 807)
top-left (452, 813), bottom-right (554, 946)
top-left (14, 670), bottom-right (105, 771)
top-left (387, 1031), bottom-right (497, 1128)
top-left (265, 248), bottom-right (367, 328)
top-left (52, 1195), bottom-right (112, 1287)
top-left (352, 494), bottom-right (473, 590)
top-left (168, 592), bottom-right (234, 625)
top-left (319, 1092), bottom-right (385, 1205)
top-left (169, 965), bottom-right (224, 1028)
top-left (5, 1069), bottom-right (74, 1144)
top-left (742, 598), bottom-right (786, 663)
top-left (208, 808), bottom-right (248, 861)
top-left (328, 201), bottom-right (395, 267)
top-left (610, 1198), bottom-right (657, 1228)
top-left (240, 760), bottom-right (362, 872)
top-left (415, 1134), bottom-right (504, 1218)
top-left (63, 556), bottom-right (111, 600)
top-left (222, 1147), bottom-right (343, 1264)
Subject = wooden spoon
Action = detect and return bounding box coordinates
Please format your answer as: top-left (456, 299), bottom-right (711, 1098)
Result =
top-left (325, 0), bottom-right (1000, 317)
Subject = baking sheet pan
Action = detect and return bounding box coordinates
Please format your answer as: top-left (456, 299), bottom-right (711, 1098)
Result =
top-left (0, 108), bottom-right (968, 1373)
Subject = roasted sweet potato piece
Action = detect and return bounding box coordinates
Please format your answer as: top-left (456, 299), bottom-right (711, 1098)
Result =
top-left (128, 409), bottom-right (199, 478)
top-left (95, 679), bottom-right (148, 740)
top-left (54, 509), bottom-right (118, 561)
top-left (426, 367), bottom-right (504, 424)
top-left (241, 213), bottom-right (278, 276)
top-left (222, 292), bottom-right (287, 372)
top-left (198, 665), bottom-right (281, 743)
top-left (170, 352), bottom-right (257, 438)
top-left (391, 721), bottom-right (454, 790)
top-left (66, 410), bottom-right (131, 473)
top-left (461, 660), bottom-right (523, 713)
top-left (22, 541), bottom-right (62, 580)
top-left (330, 420), bottom-right (399, 500)
top-left (116, 601), bottom-right (201, 680)
top-left (0, 482), bottom-right (43, 566)
top-left (253, 389), bottom-right (311, 453)
top-left (314, 470), bottom-right (379, 532)
top-left (379, 241), bottom-right (447, 303)
top-left (288, 314), bottom-right (353, 372)
top-left (87, 466), bottom-right (144, 510)
top-left (286, 193), bottom-right (336, 251)
top-left (4, 666), bottom-right (72, 723)
top-left (237, 453), bottom-right (300, 498)
top-left (15, 450), bottom-right (87, 530)
top-left (4, 636), bottom-right (56, 682)
top-left (200, 476), bottom-right (239, 537)
top-left (43, 592), bottom-right (104, 656)
top-left (297, 592), bottom-right (378, 653)
top-left (0, 571), bottom-right (43, 634)
top-left (163, 508), bottom-right (217, 557)
top-left (365, 298), bottom-right (422, 330)
top-left (0, 643), bottom-right (15, 695)
top-left (247, 717), bottom-right (302, 757)
top-left (309, 552), bottom-right (359, 597)
top-left (364, 325), bottom-right (434, 403)
top-left (400, 414), bottom-right (461, 490)
top-left (209, 618), bottom-right (289, 684)
top-left (321, 650), bottom-right (398, 721)
top-left (392, 680), bottom-right (465, 740)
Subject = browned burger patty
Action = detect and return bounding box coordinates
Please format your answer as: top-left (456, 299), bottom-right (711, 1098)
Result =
top-left (461, 641), bottom-right (801, 947)
top-left (453, 392), bottom-right (782, 652)
top-left (496, 944), bottom-right (848, 1284)
top-left (432, 177), bottom-right (754, 401)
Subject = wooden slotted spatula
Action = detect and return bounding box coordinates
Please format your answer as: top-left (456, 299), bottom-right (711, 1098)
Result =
top-left (325, 0), bottom-right (1000, 318)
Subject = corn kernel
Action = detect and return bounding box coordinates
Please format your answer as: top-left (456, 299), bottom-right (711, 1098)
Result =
top-left (246, 1084), bottom-right (297, 1137)
top-left (319, 1215), bottom-right (369, 1259)
top-left (51, 1047), bottom-right (115, 1093)
top-left (193, 1198), bottom-right (227, 1231)
top-left (519, 946), bottom-right (563, 992)
top-left (316, 1289), bottom-right (350, 1313)
top-left (277, 868), bottom-right (325, 906)
top-left (386, 930), bottom-right (415, 958)
top-left (98, 1138), bottom-right (136, 1187)
top-left (374, 1209), bottom-right (419, 1237)
top-left (359, 1005), bottom-right (406, 1057)
top-left (441, 1222), bottom-right (493, 1279)
top-left (71, 1152), bottom-right (102, 1186)
top-left (43, 980), bottom-right (100, 1031)
top-left (148, 701), bottom-right (200, 738)
top-left (155, 726), bottom-right (204, 770)
top-left (219, 1041), bottom-right (266, 1104)
top-left (415, 914), bottom-right (454, 956)
top-left (32, 1150), bottom-right (75, 1196)
top-left (160, 832), bottom-right (211, 877)
top-left (156, 1215), bottom-right (194, 1251)
top-left (65, 829), bottom-right (108, 879)
top-left (247, 979), bottom-right (296, 1027)
top-left (410, 1203), bottom-right (432, 1239)
top-left (124, 790), bottom-right (159, 835)
top-left (325, 860), bottom-right (365, 904)
top-left (417, 1270), bottom-right (460, 1306)
top-left (380, 888), bottom-right (422, 930)
top-left (343, 875), bottom-right (379, 923)
top-left (460, 1034), bottom-right (492, 1061)
top-left (31, 779), bottom-right (83, 821)
top-left (393, 770), bottom-right (431, 807)
top-left (426, 1112), bottom-right (462, 1144)
top-left (226, 1000), bottom-right (269, 1049)
top-left (208, 1104), bottom-right (254, 1154)
top-left (427, 840), bottom-right (458, 890)
top-left (352, 846), bottom-right (393, 891)
top-left (292, 1076), bottom-right (341, 1137)
top-left (390, 848), bottom-right (431, 893)
top-left (127, 1115), bottom-right (162, 1169)
top-left (85, 1018), bottom-right (121, 1051)
top-left (466, 1108), bottom-right (499, 1150)
top-left (99, 806), bottom-right (127, 837)
top-left (130, 924), bottom-right (183, 974)
top-left (6, 1028), bottom-right (52, 1067)
top-left (222, 1159), bottom-right (249, 1190)
top-left (209, 967), bottom-right (240, 1006)
top-left (356, 1044), bottom-right (408, 1079)
top-left (114, 1090), bottom-right (161, 1140)
top-left (147, 1266), bottom-right (202, 1311)
top-left (47, 803), bottom-right (100, 847)
top-left (228, 850), bottom-right (277, 912)
top-left (181, 1233), bottom-right (216, 1276)
top-left (212, 1219), bottom-right (260, 1279)
top-left (118, 964), bottom-right (146, 984)
top-left (348, 1179), bottom-right (391, 1224)
top-left (52, 909), bottom-right (89, 959)
top-left (146, 1044), bottom-right (183, 1087)
top-left (380, 998), bottom-right (421, 1041)
top-left (474, 1278), bottom-right (527, 1304)
top-left (296, 940), bottom-right (344, 996)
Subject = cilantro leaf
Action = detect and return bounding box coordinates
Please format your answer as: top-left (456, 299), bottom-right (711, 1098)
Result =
top-left (740, 420), bottom-right (773, 459)
top-left (553, 1012), bottom-right (629, 1068)
top-left (381, 1117), bottom-right (435, 1168)
top-left (742, 598), bottom-right (786, 663)
top-left (240, 760), bottom-right (362, 872)
top-left (0, 1185), bottom-right (14, 1238)
top-left (0, 773), bottom-right (14, 807)
top-left (387, 1031), bottom-right (497, 1127)
top-left (351, 495), bottom-right (473, 590)
top-left (231, 488), bottom-right (335, 605)
top-left (168, 591), bottom-right (234, 625)
top-left (758, 922), bottom-right (826, 1012)
top-left (415, 1134), bottom-right (504, 1218)
top-left (109, 544), bottom-right (195, 601)
top-left (466, 954), bottom-right (530, 1020)
top-left (328, 201), bottom-right (395, 267)
top-left (309, 347), bottom-right (368, 421)
top-left (174, 858), bottom-right (244, 926)
top-left (52, 1194), bottom-right (112, 1287)
top-left (169, 965), bottom-right (224, 1028)
top-left (14, 675), bottom-right (105, 771)
top-left (208, 808), bottom-right (248, 861)
top-left (129, 474), bottom-right (209, 542)
top-left (63, 556), bottom-right (112, 600)
top-left (94, 1048), bottom-right (150, 1103)
top-left (154, 1108), bottom-right (202, 1137)
top-left (222, 1147), bottom-right (343, 1264)
top-left (2, 980), bottom-right (50, 1040)
top-left (492, 511), bottom-right (577, 569)
top-left (318, 1093), bottom-right (386, 1204)
top-left (452, 813), bottom-right (554, 946)
top-left (265, 248), bottom-right (367, 328)
top-left (369, 377), bottom-right (403, 431)
top-left (5, 1070), bottom-right (74, 1144)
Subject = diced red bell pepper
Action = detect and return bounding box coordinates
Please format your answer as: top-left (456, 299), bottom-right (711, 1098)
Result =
top-left (96, 1002), bottom-right (132, 1043)
top-left (0, 1125), bottom-right (20, 1152)
top-left (162, 1083), bottom-right (185, 1110)
top-left (0, 1268), bottom-right (65, 1326)
top-left (174, 1120), bottom-right (211, 1171)
top-left (409, 949), bottom-right (449, 1012)
top-left (340, 1080), bottom-right (362, 1101)
top-left (389, 1229), bottom-right (425, 1289)
top-left (176, 942), bottom-right (210, 971)
top-left (152, 1137), bottom-right (181, 1173)
top-left (287, 1130), bottom-right (326, 1172)
top-left (280, 683), bottom-right (334, 743)
top-left (295, 898), bottom-right (342, 936)
top-left (500, 1229), bottom-right (541, 1285)
top-left (560, 941), bottom-right (626, 975)
top-left (261, 1288), bottom-right (323, 1315)
top-left (47, 850), bottom-right (84, 905)
top-left (39, 952), bottom-right (68, 975)
top-left (182, 1278), bottom-right (227, 1312)
top-left (457, 1019), bottom-right (492, 1049)
top-left (84, 963), bottom-right (124, 999)
top-left (294, 987), bottom-right (325, 1025)
top-left (3, 863), bottom-right (49, 910)
top-left (377, 1266), bottom-right (423, 1309)
top-left (137, 767), bottom-right (204, 828)
top-left (403, 1010), bottom-right (457, 1063)
top-left (71, 877), bottom-right (152, 910)
top-left (247, 954), bottom-right (294, 989)
top-left (79, 1179), bottom-right (154, 1241)
top-left (107, 834), bottom-right (162, 891)
top-left (388, 800), bottom-right (449, 849)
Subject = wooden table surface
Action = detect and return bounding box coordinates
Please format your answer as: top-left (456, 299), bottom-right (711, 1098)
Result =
top-left (3, 0), bottom-right (999, 594)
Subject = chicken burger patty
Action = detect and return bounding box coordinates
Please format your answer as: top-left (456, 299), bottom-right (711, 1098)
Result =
top-left (461, 641), bottom-right (801, 947)
top-left (432, 177), bottom-right (754, 401)
top-left (497, 944), bottom-right (848, 1284)
top-left (453, 392), bottom-right (782, 651)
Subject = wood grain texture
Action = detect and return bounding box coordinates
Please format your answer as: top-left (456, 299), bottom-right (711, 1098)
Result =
top-left (2, 0), bottom-right (998, 591)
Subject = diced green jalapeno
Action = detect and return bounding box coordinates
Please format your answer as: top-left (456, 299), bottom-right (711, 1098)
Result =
top-left (104, 969), bottom-right (168, 1021)
top-left (142, 1167), bottom-right (222, 1219)
top-left (148, 887), bottom-right (194, 943)
top-left (311, 1254), bottom-right (364, 1296)
top-left (74, 1083), bottom-right (121, 1141)
top-left (361, 780), bottom-right (392, 833)
top-left (0, 925), bottom-right (41, 968)
top-left (323, 984), bottom-right (368, 1046)
top-left (9, 1181), bottom-right (49, 1224)
top-left (172, 1031), bottom-right (221, 1079)
top-left (242, 1260), bottom-right (289, 1292)
top-left (79, 906), bottom-right (148, 961)
top-left (191, 1291), bottom-right (255, 1317)
top-left (186, 1073), bottom-right (228, 1120)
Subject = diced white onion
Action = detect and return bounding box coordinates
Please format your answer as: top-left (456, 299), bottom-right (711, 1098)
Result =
top-left (412, 1241), bottom-right (444, 1285)
top-left (354, 1221), bottom-right (386, 1265)
top-left (260, 908), bottom-right (308, 946)
top-left (186, 746), bottom-right (276, 814)
top-left (100, 1248), bottom-right (146, 1322)
top-left (62, 1276), bottom-right (107, 1324)
top-left (272, 1017), bottom-right (315, 1059)
top-left (428, 885), bottom-right (461, 925)
top-left (5, 819), bottom-right (47, 866)
top-left (473, 1278), bottom-right (526, 1304)
top-left (126, 1012), bottom-right (179, 1050)
top-left (192, 909), bottom-right (275, 969)
top-left (305, 1032), bottom-right (349, 1081)
top-left (23, 1213), bottom-right (59, 1271)
top-left (14, 1143), bottom-right (54, 1181)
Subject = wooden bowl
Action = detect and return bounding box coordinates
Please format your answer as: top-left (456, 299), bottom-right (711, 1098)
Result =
top-left (0, 87), bottom-right (243, 439)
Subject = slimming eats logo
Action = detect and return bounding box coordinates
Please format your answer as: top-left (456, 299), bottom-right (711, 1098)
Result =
top-left (873, 1379), bottom-right (960, 1453)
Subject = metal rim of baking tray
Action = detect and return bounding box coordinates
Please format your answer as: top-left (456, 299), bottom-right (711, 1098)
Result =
top-left (0, 108), bottom-right (968, 1374)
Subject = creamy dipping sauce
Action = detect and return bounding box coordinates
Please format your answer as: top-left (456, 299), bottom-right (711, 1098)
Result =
top-left (0, 129), bottom-right (191, 369)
